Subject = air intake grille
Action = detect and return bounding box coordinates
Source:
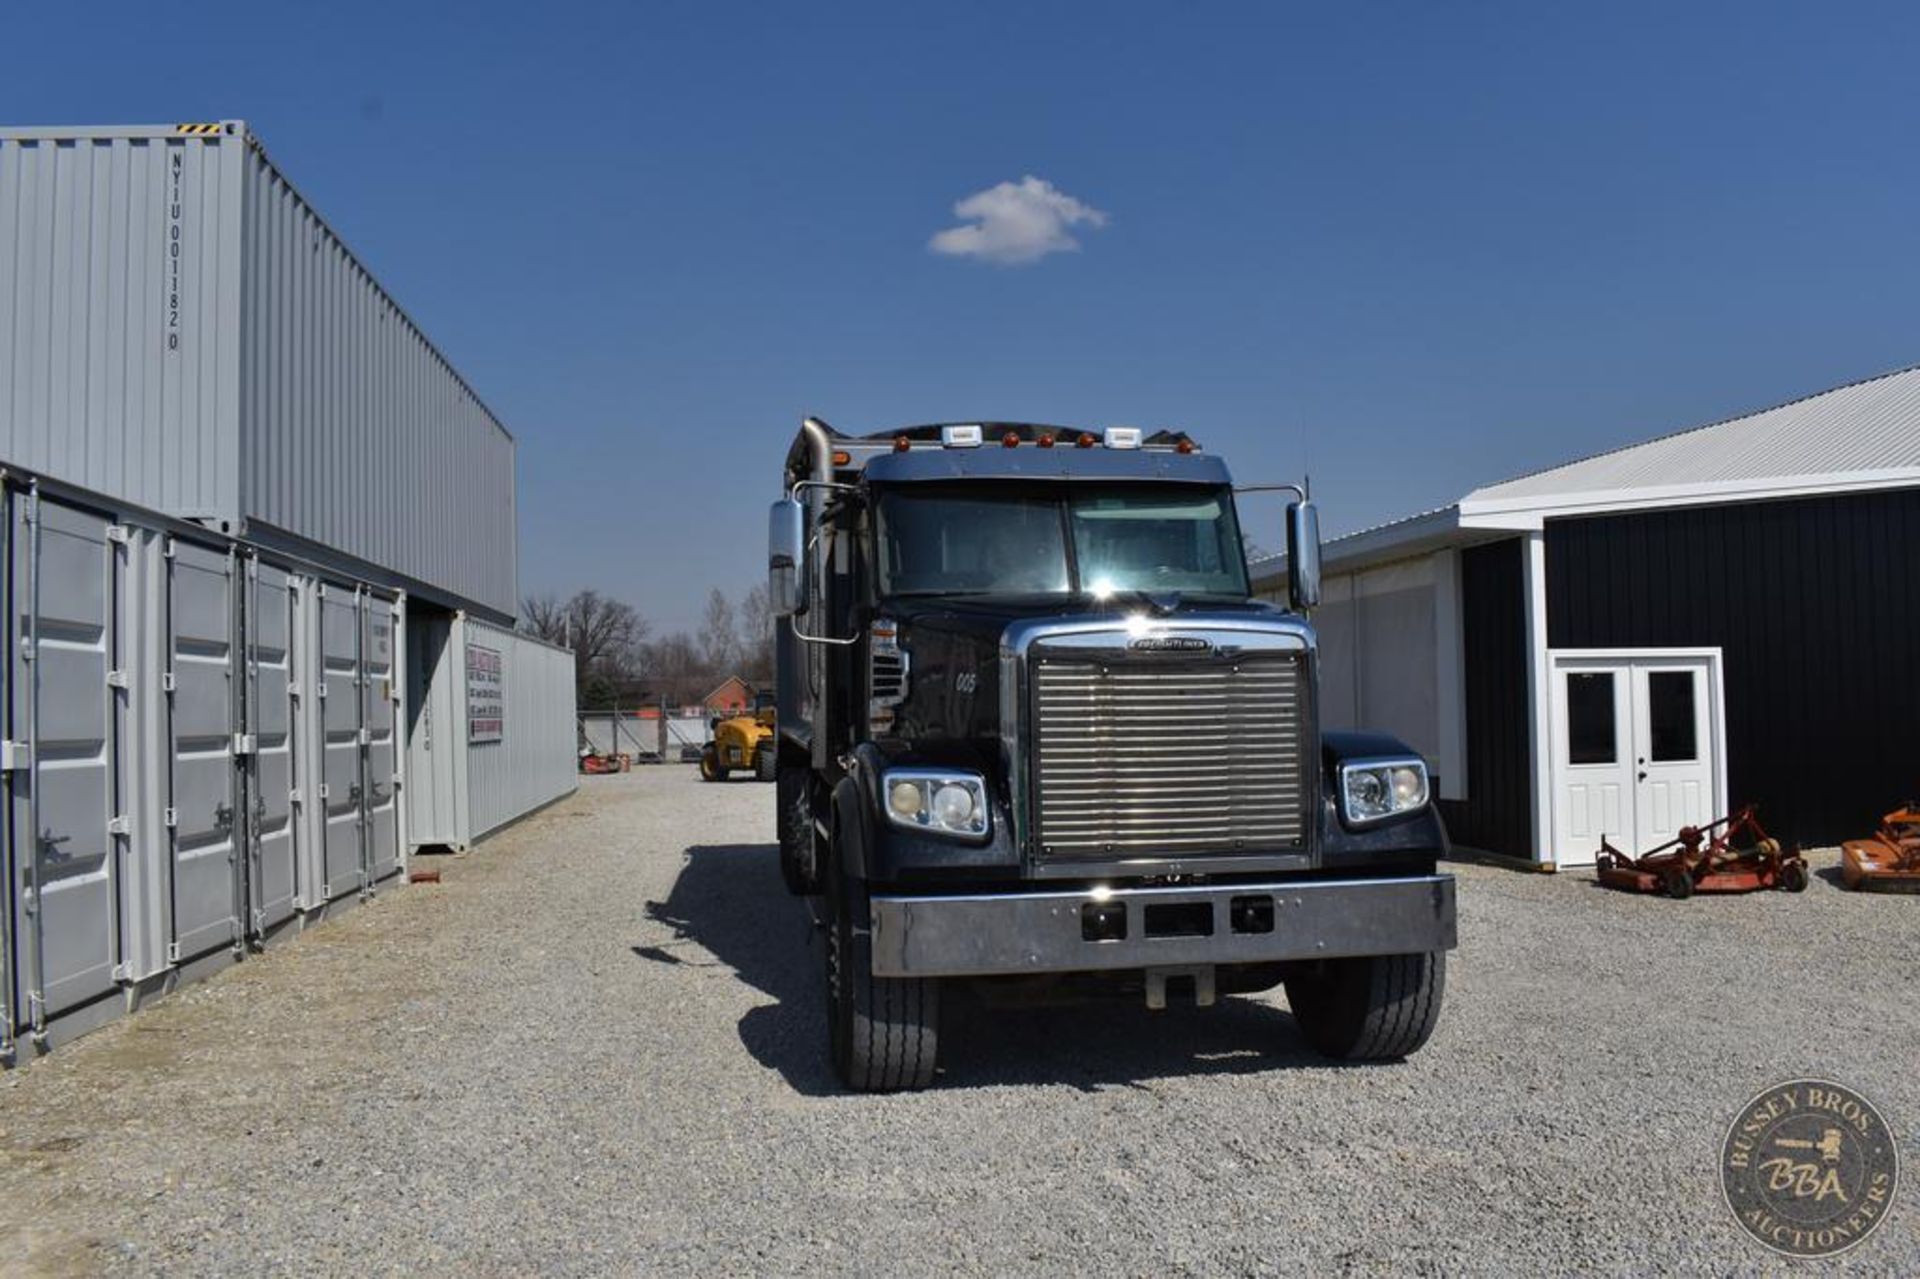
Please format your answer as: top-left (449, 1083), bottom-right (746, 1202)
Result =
top-left (1033, 653), bottom-right (1309, 859)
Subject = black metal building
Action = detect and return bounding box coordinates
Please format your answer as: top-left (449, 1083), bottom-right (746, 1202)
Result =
top-left (1256, 365), bottom-right (1920, 865)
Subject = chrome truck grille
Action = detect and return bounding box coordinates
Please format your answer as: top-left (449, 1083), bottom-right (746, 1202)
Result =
top-left (1032, 653), bottom-right (1310, 859)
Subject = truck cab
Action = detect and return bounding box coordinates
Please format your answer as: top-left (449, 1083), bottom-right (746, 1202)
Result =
top-left (770, 418), bottom-right (1456, 1091)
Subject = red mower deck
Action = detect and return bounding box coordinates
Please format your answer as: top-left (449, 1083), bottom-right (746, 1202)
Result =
top-left (1594, 806), bottom-right (1809, 899)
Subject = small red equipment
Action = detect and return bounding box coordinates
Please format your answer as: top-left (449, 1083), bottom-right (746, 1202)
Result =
top-left (1594, 805), bottom-right (1808, 898)
top-left (1840, 806), bottom-right (1920, 892)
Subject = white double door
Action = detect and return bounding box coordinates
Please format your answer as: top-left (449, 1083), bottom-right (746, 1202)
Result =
top-left (1550, 650), bottom-right (1724, 865)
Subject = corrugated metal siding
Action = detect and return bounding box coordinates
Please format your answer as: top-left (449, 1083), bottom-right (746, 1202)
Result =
top-left (1469, 365), bottom-right (1920, 504)
top-left (0, 130), bottom-right (242, 520)
top-left (1439, 537), bottom-right (1531, 859)
top-left (0, 123), bottom-right (516, 617)
top-left (464, 619), bottom-right (576, 840)
top-left (239, 141), bottom-right (517, 617)
top-left (1547, 488), bottom-right (1920, 848)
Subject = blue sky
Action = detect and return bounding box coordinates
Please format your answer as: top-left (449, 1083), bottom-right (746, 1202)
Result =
top-left (8, 2), bottom-right (1919, 631)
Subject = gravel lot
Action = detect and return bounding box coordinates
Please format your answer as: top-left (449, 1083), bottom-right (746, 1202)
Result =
top-left (2, 768), bottom-right (1915, 1275)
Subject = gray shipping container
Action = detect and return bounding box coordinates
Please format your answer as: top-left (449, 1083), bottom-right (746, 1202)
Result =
top-left (2, 476), bottom-right (410, 1060)
top-left (406, 615), bottom-right (576, 850)
top-left (0, 121), bottom-right (516, 618)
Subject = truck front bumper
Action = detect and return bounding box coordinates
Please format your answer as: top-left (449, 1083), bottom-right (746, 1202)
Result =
top-left (868, 874), bottom-right (1457, 978)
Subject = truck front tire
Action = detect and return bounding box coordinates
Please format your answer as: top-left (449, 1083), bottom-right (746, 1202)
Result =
top-left (754, 746), bottom-right (777, 782)
top-left (1285, 951), bottom-right (1445, 1061)
top-left (823, 859), bottom-right (939, 1092)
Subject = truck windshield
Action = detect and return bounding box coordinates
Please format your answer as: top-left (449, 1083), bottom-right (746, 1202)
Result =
top-left (876, 486), bottom-right (1249, 598)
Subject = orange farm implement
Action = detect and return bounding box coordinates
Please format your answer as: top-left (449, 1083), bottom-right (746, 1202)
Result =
top-left (1840, 807), bottom-right (1920, 892)
top-left (1594, 806), bottom-right (1808, 898)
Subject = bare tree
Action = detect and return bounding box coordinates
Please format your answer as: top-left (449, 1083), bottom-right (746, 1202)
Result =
top-left (521, 589), bottom-right (649, 705)
top-left (640, 632), bottom-right (707, 707)
top-left (737, 583), bottom-right (774, 685)
top-left (520, 592), bottom-right (569, 646)
top-left (698, 588), bottom-right (737, 673)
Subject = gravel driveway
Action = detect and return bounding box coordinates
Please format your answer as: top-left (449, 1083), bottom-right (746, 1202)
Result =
top-left (2, 768), bottom-right (1914, 1274)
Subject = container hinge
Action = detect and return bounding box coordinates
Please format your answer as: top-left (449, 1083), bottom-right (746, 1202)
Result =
top-left (358, 728), bottom-right (371, 747)
top-left (289, 786), bottom-right (304, 805)
top-left (317, 681), bottom-right (328, 699)
top-left (112, 961), bottom-right (134, 982)
top-left (232, 733), bottom-right (257, 757)
top-left (0, 741), bottom-right (29, 772)
top-left (107, 669), bottom-right (131, 689)
top-left (163, 537), bottom-right (176, 560)
top-left (167, 941), bottom-right (181, 963)
top-left (162, 672), bottom-right (177, 693)
top-left (107, 815), bottom-right (131, 837)
top-left (288, 680), bottom-right (303, 699)
top-left (106, 524), bottom-right (131, 545)
top-left (318, 784), bottom-right (330, 800)
top-left (163, 807), bottom-right (178, 829)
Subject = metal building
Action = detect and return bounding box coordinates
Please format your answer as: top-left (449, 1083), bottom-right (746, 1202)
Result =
top-left (1253, 364), bottom-right (1920, 868)
top-left (0, 122), bottom-right (574, 1061)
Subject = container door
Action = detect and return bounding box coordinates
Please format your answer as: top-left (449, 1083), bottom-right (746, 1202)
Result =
top-left (167, 540), bottom-right (241, 962)
top-left (11, 497), bottom-right (118, 1023)
top-left (319, 584), bottom-right (365, 899)
top-left (0, 489), bottom-right (10, 1049)
top-left (363, 593), bottom-right (401, 882)
top-left (246, 558), bottom-right (299, 931)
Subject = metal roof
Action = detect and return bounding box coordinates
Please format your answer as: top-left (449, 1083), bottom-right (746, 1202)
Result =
top-left (1250, 363), bottom-right (1920, 587)
top-left (1464, 363), bottom-right (1920, 510)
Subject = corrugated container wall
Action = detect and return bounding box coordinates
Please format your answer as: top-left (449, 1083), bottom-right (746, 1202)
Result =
top-left (463, 618), bottom-right (576, 841)
top-left (0, 122), bottom-right (517, 618)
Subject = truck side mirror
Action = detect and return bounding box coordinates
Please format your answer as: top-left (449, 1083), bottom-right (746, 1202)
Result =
top-left (769, 498), bottom-right (807, 617)
top-left (1286, 500), bottom-right (1322, 611)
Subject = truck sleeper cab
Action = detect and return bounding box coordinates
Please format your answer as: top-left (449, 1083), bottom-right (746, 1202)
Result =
top-left (770, 418), bottom-right (1456, 1091)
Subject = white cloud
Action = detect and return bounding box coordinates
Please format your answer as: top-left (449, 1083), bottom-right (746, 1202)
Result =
top-left (928, 175), bottom-right (1108, 266)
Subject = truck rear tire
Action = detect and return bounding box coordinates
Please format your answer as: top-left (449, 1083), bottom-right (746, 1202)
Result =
top-left (824, 860), bottom-right (939, 1091)
top-left (698, 748), bottom-right (727, 782)
top-left (1285, 951), bottom-right (1445, 1061)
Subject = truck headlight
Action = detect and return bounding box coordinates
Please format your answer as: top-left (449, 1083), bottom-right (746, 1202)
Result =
top-left (881, 770), bottom-right (990, 838)
top-left (1338, 758), bottom-right (1430, 825)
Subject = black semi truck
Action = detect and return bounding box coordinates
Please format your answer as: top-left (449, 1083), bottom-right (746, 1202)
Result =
top-left (769, 418), bottom-right (1457, 1091)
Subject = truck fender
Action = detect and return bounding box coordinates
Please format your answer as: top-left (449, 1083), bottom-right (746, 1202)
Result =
top-left (1320, 729), bottom-right (1451, 858)
top-left (831, 774), bottom-right (875, 882)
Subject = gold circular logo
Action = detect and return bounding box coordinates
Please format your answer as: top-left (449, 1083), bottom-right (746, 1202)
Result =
top-left (1721, 1079), bottom-right (1900, 1258)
